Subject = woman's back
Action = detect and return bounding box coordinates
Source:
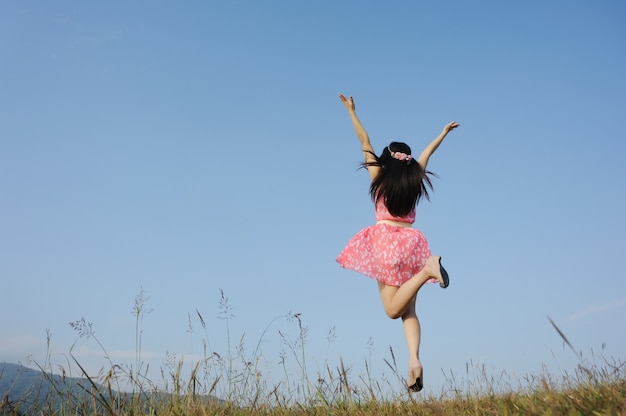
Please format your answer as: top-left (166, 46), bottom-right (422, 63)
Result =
top-left (375, 198), bottom-right (416, 224)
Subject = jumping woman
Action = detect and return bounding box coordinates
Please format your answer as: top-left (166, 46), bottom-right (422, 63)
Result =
top-left (336, 93), bottom-right (459, 392)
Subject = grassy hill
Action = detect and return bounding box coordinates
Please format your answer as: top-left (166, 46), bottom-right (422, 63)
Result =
top-left (1, 360), bottom-right (625, 415)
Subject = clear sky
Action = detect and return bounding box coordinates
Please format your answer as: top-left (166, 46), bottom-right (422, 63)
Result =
top-left (1, 1), bottom-right (625, 397)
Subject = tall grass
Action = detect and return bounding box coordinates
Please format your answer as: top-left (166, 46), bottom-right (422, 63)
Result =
top-left (2, 290), bottom-right (625, 415)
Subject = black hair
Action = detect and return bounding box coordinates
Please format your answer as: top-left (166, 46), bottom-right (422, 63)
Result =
top-left (362, 142), bottom-right (435, 217)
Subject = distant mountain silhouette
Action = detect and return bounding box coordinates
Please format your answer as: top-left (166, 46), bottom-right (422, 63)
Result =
top-left (0, 362), bottom-right (111, 414)
top-left (0, 362), bottom-right (223, 414)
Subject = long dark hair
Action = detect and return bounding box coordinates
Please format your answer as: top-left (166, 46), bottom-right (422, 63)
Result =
top-left (363, 142), bottom-right (435, 217)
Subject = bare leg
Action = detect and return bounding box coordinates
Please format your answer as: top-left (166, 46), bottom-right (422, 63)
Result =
top-left (402, 297), bottom-right (421, 368)
top-left (377, 256), bottom-right (445, 392)
top-left (378, 255), bottom-right (445, 319)
top-left (402, 297), bottom-right (423, 391)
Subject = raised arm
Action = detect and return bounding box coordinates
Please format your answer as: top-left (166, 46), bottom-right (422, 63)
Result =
top-left (339, 93), bottom-right (380, 179)
top-left (417, 121), bottom-right (460, 170)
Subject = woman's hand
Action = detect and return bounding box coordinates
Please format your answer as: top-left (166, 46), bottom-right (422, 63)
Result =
top-left (443, 121), bottom-right (460, 134)
top-left (339, 93), bottom-right (355, 111)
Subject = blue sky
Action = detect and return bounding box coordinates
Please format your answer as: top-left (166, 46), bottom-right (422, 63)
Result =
top-left (1, 1), bottom-right (625, 396)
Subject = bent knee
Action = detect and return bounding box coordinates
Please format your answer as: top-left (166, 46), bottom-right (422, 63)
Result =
top-left (384, 308), bottom-right (404, 320)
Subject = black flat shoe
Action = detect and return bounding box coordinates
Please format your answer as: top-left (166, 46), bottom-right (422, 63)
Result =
top-left (439, 258), bottom-right (449, 289)
top-left (408, 367), bottom-right (424, 392)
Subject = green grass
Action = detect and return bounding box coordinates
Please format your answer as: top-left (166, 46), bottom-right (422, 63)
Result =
top-left (3, 290), bottom-right (625, 415)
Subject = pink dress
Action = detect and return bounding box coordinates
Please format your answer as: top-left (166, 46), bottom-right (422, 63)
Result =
top-left (336, 199), bottom-right (434, 287)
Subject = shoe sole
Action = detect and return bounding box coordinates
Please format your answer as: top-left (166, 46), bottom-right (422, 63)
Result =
top-left (439, 258), bottom-right (449, 288)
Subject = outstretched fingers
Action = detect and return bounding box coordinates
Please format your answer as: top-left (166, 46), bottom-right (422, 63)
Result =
top-left (338, 93), bottom-right (355, 110)
top-left (444, 121), bottom-right (460, 133)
